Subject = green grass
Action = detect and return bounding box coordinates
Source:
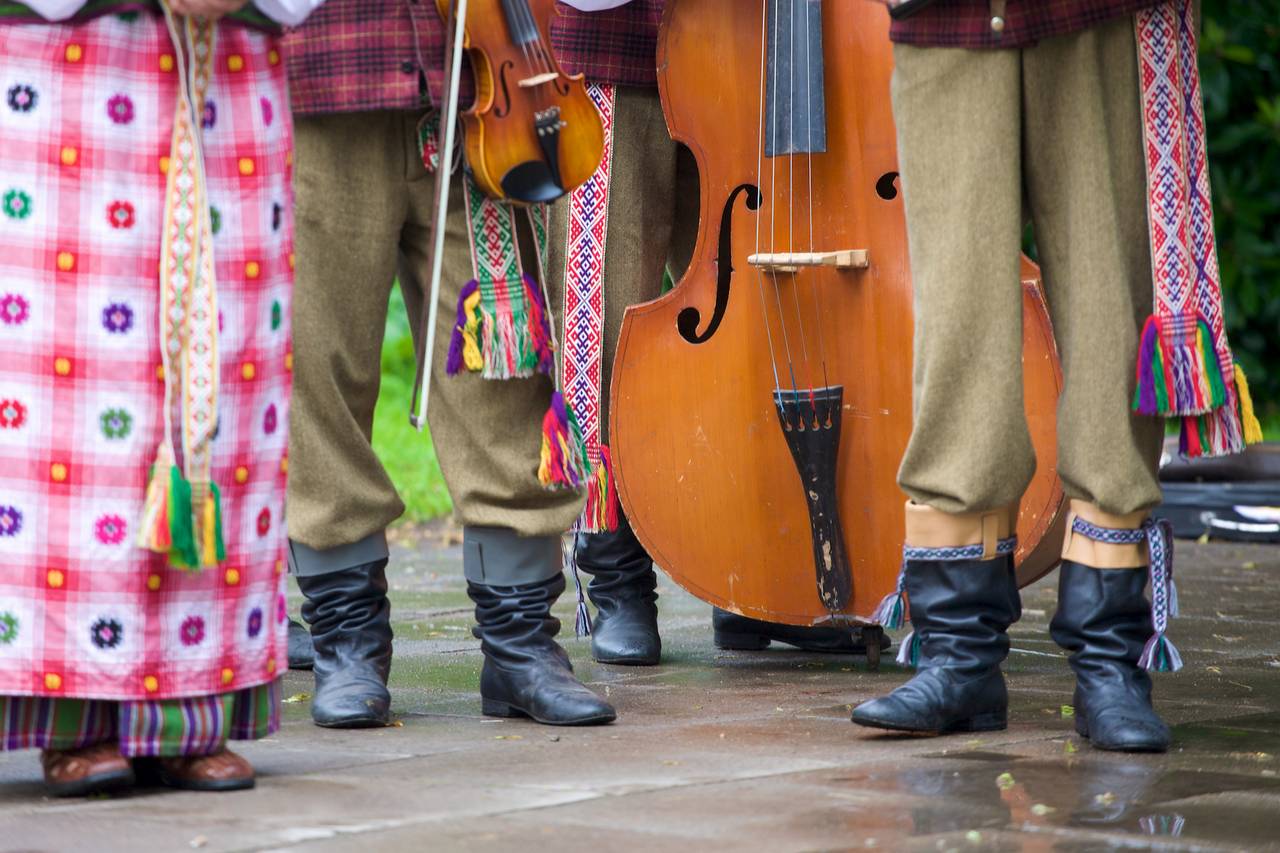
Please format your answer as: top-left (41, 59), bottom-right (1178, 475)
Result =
top-left (372, 285), bottom-right (453, 523)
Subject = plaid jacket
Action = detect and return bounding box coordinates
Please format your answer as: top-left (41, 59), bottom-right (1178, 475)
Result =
top-left (890, 0), bottom-right (1165, 48)
top-left (283, 0), bottom-right (449, 116)
top-left (550, 0), bottom-right (664, 88)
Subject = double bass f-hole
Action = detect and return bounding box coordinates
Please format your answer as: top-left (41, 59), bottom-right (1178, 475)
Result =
top-left (678, 182), bottom-right (761, 345)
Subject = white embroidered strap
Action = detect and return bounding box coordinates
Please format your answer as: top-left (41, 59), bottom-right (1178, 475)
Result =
top-left (1070, 515), bottom-right (1181, 672)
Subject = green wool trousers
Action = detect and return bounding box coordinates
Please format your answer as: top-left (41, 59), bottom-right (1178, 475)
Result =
top-left (892, 15), bottom-right (1165, 518)
top-left (287, 110), bottom-right (583, 577)
top-left (547, 86), bottom-right (698, 442)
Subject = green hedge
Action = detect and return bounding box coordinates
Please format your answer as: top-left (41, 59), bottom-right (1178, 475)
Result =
top-left (1201, 2), bottom-right (1279, 424)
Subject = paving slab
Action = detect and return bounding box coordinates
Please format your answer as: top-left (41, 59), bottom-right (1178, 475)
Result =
top-left (2, 532), bottom-right (1279, 852)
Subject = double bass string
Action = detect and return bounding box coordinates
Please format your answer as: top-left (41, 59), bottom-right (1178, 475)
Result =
top-left (786, 0), bottom-right (815, 397)
top-left (766, 0), bottom-right (801, 397)
top-left (805, 0), bottom-right (831, 403)
top-left (753, 0), bottom-right (783, 393)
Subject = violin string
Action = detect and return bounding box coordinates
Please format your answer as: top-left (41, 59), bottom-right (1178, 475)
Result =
top-left (805, 0), bottom-right (830, 399)
top-left (767, 0), bottom-right (799, 395)
top-left (752, 0), bottom-right (782, 391)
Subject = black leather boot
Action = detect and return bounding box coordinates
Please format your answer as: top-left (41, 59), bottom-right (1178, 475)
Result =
top-left (469, 573), bottom-right (616, 726)
top-left (851, 555), bottom-right (1016, 734)
top-left (1050, 561), bottom-right (1171, 752)
top-left (297, 561), bottom-right (393, 728)
top-left (287, 618), bottom-right (315, 670)
top-left (712, 609), bottom-right (890, 654)
top-left (575, 518), bottom-right (661, 665)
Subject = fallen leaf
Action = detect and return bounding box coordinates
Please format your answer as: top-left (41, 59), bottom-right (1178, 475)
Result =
top-left (1064, 741), bottom-right (1078, 754)
top-left (1030, 804), bottom-right (1055, 817)
top-left (390, 720), bottom-right (404, 727)
top-left (1197, 532), bottom-right (1211, 544)
top-left (965, 830), bottom-right (983, 844)
top-left (1206, 665), bottom-right (1223, 674)
top-left (996, 772), bottom-right (1015, 790)
top-left (282, 692), bottom-right (311, 704)
top-left (1094, 791), bottom-right (1116, 805)
top-left (1060, 705), bottom-right (1075, 718)
top-left (1242, 561), bottom-right (1258, 570)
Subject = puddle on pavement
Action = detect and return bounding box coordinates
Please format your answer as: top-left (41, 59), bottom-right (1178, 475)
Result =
top-left (816, 752), bottom-right (1280, 847)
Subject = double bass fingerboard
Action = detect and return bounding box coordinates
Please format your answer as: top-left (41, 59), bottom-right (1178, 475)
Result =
top-left (765, 0), bottom-right (827, 157)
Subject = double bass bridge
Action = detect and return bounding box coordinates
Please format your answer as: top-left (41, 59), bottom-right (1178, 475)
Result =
top-left (747, 250), bottom-right (869, 274)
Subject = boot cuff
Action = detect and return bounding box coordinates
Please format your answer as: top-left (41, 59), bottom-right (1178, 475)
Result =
top-left (1061, 501), bottom-right (1150, 569)
top-left (464, 527), bottom-right (563, 586)
top-left (904, 501), bottom-right (1019, 559)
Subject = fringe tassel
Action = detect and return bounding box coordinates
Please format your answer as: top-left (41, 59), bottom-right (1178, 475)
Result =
top-left (136, 457), bottom-right (224, 570)
top-left (870, 587), bottom-right (906, 631)
top-left (522, 273), bottom-right (556, 377)
top-left (446, 280), bottom-right (483, 376)
top-left (1138, 633), bottom-right (1184, 673)
top-left (1235, 364), bottom-right (1264, 446)
top-left (580, 445), bottom-right (621, 534)
top-left (538, 392), bottom-right (591, 490)
top-left (1133, 315), bottom-right (1224, 416)
top-left (137, 454), bottom-right (174, 555)
top-left (563, 536), bottom-right (592, 637)
top-left (895, 630), bottom-right (919, 668)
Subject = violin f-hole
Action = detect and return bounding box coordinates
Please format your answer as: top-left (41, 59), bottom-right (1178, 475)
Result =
top-left (677, 182), bottom-right (761, 344)
top-left (495, 60), bottom-right (516, 118)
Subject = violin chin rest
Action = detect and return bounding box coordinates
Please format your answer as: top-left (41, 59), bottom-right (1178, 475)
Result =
top-left (501, 161), bottom-right (565, 205)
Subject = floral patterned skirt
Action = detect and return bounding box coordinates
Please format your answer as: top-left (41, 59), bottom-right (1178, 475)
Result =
top-left (0, 12), bottom-right (293, 701)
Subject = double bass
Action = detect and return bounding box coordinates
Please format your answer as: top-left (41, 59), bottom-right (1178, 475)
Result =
top-left (610, 0), bottom-right (1066, 662)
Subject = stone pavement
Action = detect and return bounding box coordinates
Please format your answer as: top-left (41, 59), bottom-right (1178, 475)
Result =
top-left (3, 529), bottom-right (1280, 852)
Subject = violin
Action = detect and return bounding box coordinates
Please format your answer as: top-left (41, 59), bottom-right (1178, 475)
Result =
top-left (609, 0), bottom-right (1066, 659)
top-left (436, 0), bottom-right (605, 204)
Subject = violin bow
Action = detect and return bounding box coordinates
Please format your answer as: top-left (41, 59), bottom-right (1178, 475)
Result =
top-left (409, 0), bottom-right (470, 431)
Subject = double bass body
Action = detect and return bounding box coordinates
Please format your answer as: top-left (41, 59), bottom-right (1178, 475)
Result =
top-left (610, 0), bottom-right (1065, 630)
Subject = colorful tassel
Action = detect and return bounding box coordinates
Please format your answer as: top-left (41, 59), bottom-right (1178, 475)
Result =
top-left (135, 453), bottom-right (224, 571)
top-left (580, 445), bottom-right (621, 534)
top-left (538, 392), bottom-right (591, 490)
top-left (1133, 315), bottom-right (1224, 416)
top-left (522, 273), bottom-right (556, 377)
top-left (1133, 316), bottom-right (1170, 416)
top-left (446, 280), bottom-right (483, 376)
top-left (1235, 364), bottom-right (1264, 446)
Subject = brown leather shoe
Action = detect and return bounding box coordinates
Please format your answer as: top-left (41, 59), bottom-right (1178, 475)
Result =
top-left (153, 747), bottom-right (255, 792)
top-left (41, 743), bottom-right (135, 797)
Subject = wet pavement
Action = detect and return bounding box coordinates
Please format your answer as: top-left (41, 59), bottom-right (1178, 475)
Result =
top-left (2, 527), bottom-right (1279, 852)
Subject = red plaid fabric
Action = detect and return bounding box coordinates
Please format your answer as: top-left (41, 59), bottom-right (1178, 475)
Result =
top-left (550, 0), bottom-right (664, 88)
top-left (890, 0), bottom-right (1164, 48)
top-left (0, 12), bottom-right (291, 701)
top-left (282, 0), bottom-right (450, 116)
